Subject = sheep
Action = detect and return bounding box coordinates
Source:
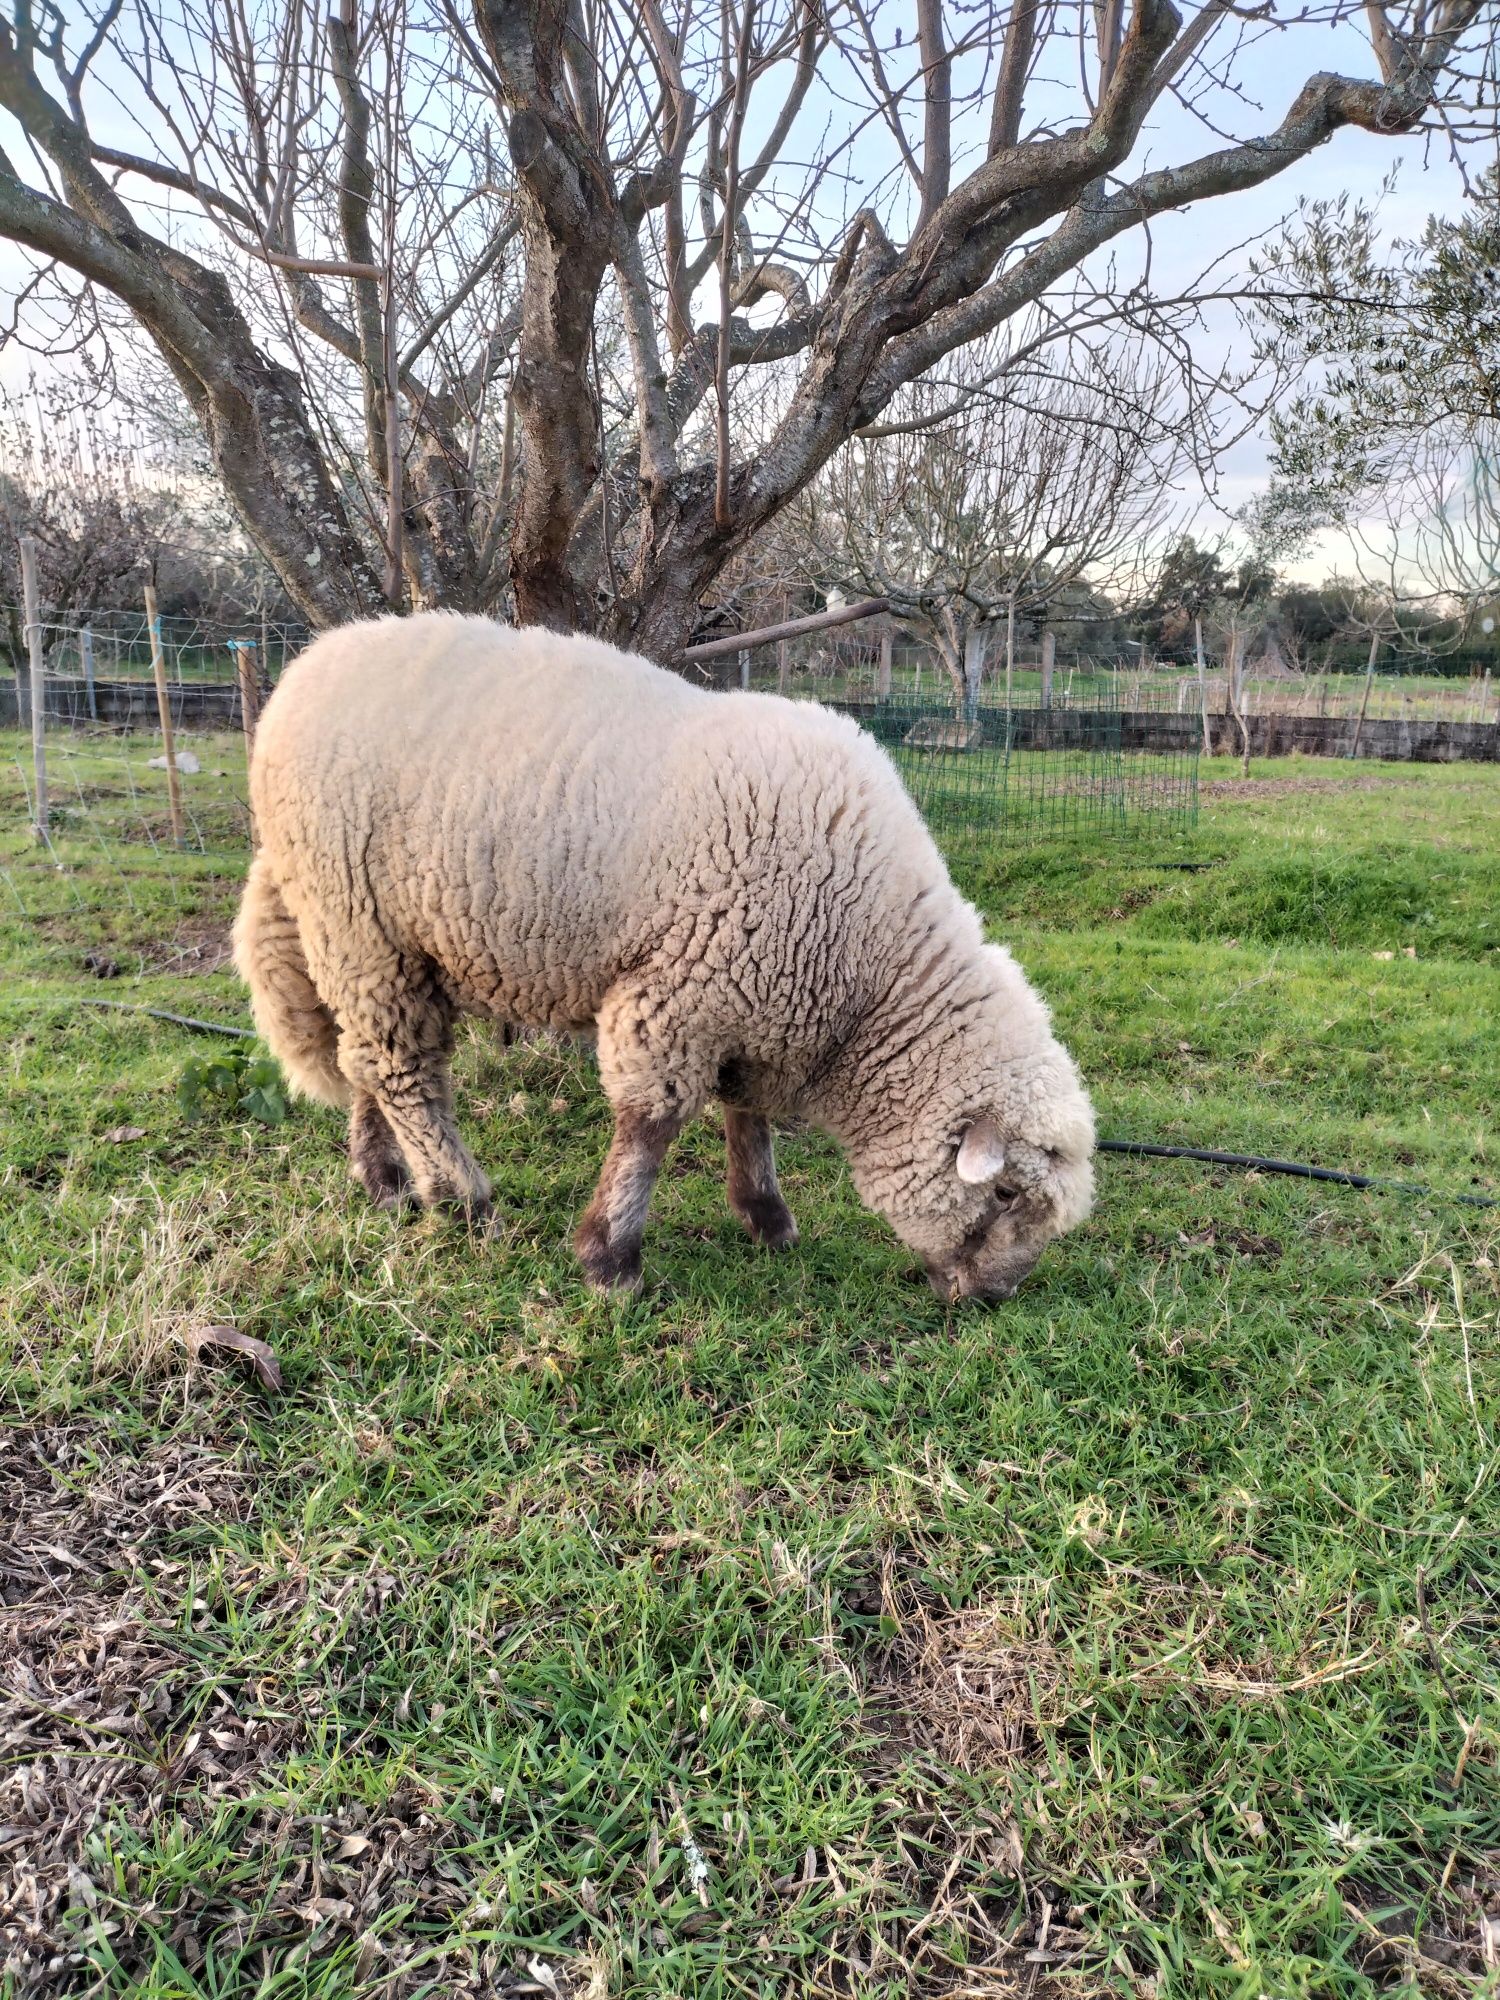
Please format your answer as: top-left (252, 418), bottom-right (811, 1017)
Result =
top-left (233, 613), bottom-right (1095, 1299)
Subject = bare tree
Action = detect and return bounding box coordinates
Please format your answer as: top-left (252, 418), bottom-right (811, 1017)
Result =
top-left (0, 381), bottom-right (192, 671)
top-left (789, 336), bottom-right (1189, 709)
top-left (0, 0), bottom-right (1493, 661)
top-left (1336, 438), bottom-right (1500, 634)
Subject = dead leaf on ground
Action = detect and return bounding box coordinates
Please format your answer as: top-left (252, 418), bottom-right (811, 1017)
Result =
top-left (103, 1126), bottom-right (148, 1144)
top-left (185, 1323), bottom-right (283, 1393)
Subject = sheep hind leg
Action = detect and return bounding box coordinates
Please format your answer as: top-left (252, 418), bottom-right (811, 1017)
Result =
top-left (724, 1107), bottom-right (798, 1250)
top-left (337, 1000), bottom-right (492, 1224)
top-left (349, 1094), bottom-right (412, 1209)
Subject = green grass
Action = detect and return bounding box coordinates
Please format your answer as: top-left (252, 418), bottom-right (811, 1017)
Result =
top-left (768, 662), bottom-right (1499, 722)
top-left (1, 736), bottom-right (1497, 1998)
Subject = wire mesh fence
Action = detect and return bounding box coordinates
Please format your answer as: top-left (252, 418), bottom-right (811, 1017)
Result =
top-left (1, 606), bottom-right (308, 728)
top-left (733, 622), bottom-right (1500, 727)
top-left (2, 716), bottom-right (252, 985)
top-left (1, 607), bottom-right (262, 986)
top-left (5, 611), bottom-right (1199, 940)
top-left (716, 626), bottom-right (1200, 841)
top-left (842, 698), bottom-right (1199, 845)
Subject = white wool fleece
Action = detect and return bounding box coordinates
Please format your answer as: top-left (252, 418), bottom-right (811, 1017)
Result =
top-left (241, 612), bottom-right (1095, 1276)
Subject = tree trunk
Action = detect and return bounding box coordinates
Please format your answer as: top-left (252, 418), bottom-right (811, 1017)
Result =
top-left (963, 625), bottom-right (986, 719)
top-left (1194, 613), bottom-right (1210, 754)
top-left (1350, 628), bottom-right (1380, 757)
top-left (1227, 629), bottom-right (1251, 775)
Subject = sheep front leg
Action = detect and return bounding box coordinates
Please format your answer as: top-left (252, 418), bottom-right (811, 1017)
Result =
top-left (724, 1107), bottom-right (798, 1250)
top-left (574, 1108), bottom-right (684, 1291)
top-left (579, 977), bottom-right (715, 1289)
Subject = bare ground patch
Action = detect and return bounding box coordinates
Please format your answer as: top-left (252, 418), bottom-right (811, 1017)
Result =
top-left (1199, 771), bottom-right (1415, 804)
top-left (841, 1570), bottom-right (1137, 1998)
top-left (138, 914), bottom-right (235, 977)
top-left (1344, 1861), bottom-right (1500, 1997)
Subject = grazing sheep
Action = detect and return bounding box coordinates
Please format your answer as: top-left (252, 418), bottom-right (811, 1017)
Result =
top-left (233, 614), bottom-right (1094, 1298)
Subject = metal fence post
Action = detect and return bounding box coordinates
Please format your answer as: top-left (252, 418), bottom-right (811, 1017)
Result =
top-left (144, 583), bottom-right (185, 847)
top-left (233, 639), bottom-right (262, 846)
top-left (82, 622), bottom-right (96, 722)
top-left (20, 535), bottom-right (48, 842)
top-left (962, 626), bottom-right (985, 722)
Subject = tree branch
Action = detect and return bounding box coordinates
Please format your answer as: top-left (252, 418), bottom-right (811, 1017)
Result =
top-left (915, 0), bottom-right (952, 227)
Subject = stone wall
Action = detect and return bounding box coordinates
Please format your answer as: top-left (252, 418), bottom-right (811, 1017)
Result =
top-left (1, 675), bottom-right (246, 730)
top-left (832, 698), bottom-right (1498, 765)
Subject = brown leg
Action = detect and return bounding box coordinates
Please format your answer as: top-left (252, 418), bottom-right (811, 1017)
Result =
top-left (574, 1108), bottom-right (682, 1291)
top-left (724, 1106), bottom-right (798, 1250)
top-left (349, 1094), bottom-right (411, 1209)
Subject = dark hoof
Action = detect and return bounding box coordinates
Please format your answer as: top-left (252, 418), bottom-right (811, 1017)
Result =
top-left (357, 1169), bottom-right (412, 1210)
top-left (734, 1196), bottom-right (799, 1250)
top-left (574, 1215), bottom-right (643, 1292)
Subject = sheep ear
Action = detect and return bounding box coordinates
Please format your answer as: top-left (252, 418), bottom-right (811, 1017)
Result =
top-left (956, 1116), bottom-right (1006, 1184)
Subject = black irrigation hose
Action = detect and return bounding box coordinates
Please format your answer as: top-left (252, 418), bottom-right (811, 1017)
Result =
top-left (52, 1002), bottom-right (1498, 1211)
top-left (75, 997), bottom-right (255, 1040)
top-left (1099, 1138), bottom-right (1498, 1211)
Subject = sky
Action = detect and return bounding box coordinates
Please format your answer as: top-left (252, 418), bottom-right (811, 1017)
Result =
top-left (0, 0), bottom-right (1491, 588)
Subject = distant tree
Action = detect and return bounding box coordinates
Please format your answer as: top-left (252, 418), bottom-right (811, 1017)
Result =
top-left (1248, 169), bottom-right (1500, 626)
top-left (790, 337), bottom-right (1188, 710)
top-left (1276, 584), bottom-right (1343, 657)
top-left (1137, 537), bottom-right (1231, 652)
top-left (0, 388), bottom-right (175, 670)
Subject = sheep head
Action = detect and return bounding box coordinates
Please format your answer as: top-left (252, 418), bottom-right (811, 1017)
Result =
top-left (839, 954), bottom-right (1096, 1304)
top-left (914, 1106), bottom-right (1095, 1302)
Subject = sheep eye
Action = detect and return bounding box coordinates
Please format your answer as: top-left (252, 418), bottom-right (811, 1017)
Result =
top-left (994, 1186), bottom-right (1021, 1210)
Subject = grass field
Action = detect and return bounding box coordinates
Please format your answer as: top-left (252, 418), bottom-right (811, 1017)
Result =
top-left (2, 734), bottom-right (1497, 1998)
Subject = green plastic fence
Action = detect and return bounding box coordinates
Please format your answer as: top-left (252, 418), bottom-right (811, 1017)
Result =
top-left (833, 699), bottom-right (1199, 844)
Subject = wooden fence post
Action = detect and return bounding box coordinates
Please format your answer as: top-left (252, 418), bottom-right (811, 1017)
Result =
top-left (144, 584), bottom-right (185, 847)
top-left (877, 621), bottom-right (893, 701)
top-left (20, 535), bottom-right (48, 842)
top-left (1040, 629), bottom-right (1055, 710)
